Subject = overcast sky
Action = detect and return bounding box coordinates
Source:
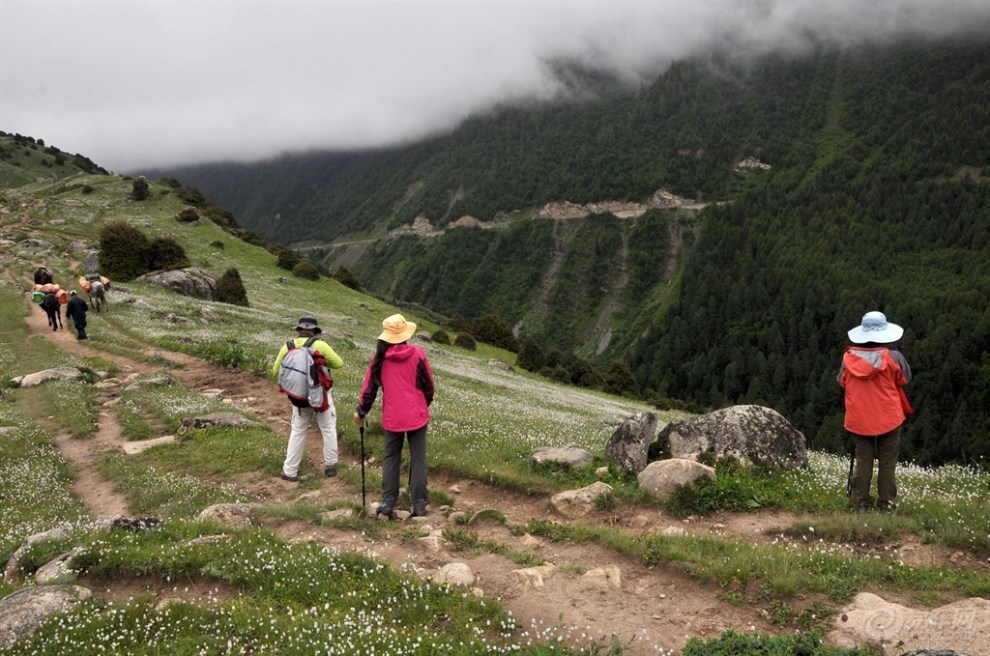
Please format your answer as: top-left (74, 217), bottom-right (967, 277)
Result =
top-left (2, 1), bottom-right (988, 172)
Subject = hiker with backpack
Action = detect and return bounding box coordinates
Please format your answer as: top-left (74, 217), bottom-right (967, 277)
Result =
top-left (272, 316), bottom-right (344, 482)
top-left (838, 311), bottom-right (913, 513)
top-left (353, 314), bottom-right (435, 518)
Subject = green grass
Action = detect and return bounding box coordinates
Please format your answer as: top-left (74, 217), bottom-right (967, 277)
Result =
top-left (3, 170), bottom-right (990, 654)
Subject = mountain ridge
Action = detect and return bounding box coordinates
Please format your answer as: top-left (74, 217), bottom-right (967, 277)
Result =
top-left (141, 40), bottom-right (990, 466)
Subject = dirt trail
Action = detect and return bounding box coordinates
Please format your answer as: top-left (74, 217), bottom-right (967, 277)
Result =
top-left (30, 298), bottom-right (980, 653)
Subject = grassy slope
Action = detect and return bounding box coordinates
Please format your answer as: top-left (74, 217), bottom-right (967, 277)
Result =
top-left (2, 157), bottom-right (987, 655)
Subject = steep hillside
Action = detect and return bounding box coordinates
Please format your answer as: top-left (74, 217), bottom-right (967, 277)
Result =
top-left (142, 39), bottom-right (990, 466)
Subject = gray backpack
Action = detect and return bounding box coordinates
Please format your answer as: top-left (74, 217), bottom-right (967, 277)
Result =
top-left (277, 337), bottom-right (332, 411)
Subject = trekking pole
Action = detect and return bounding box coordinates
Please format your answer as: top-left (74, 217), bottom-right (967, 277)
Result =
top-left (359, 424), bottom-right (367, 512)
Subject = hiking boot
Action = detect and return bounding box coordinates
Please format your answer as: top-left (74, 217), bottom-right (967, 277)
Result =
top-left (279, 472), bottom-right (299, 482)
top-left (324, 465), bottom-right (337, 478)
top-left (878, 500), bottom-right (897, 513)
top-left (375, 505), bottom-right (395, 520)
top-left (410, 508), bottom-right (427, 518)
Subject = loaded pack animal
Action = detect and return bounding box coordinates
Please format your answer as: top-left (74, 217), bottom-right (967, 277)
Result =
top-left (40, 292), bottom-right (63, 331)
top-left (34, 267), bottom-right (53, 285)
top-left (84, 274), bottom-right (108, 312)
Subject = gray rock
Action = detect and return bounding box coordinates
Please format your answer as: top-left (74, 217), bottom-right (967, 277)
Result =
top-left (432, 562), bottom-right (475, 587)
top-left (830, 592), bottom-right (987, 656)
top-left (197, 503), bottom-right (257, 527)
top-left (137, 267), bottom-right (218, 301)
top-left (529, 446), bottom-right (594, 470)
top-left (0, 586), bottom-right (92, 649)
top-left (34, 547), bottom-right (87, 584)
top-left (659, 404), bottom-right (807, 469)
top-left (550, 481), bottom-right (613, 517)
top-left (4, 525), bottom-right (74, 581)
top-left (177, 413), bottom-right (262, 436)
top-left (604, 411), bottom-right (658, 474)
top-left (487, 358), bottom-right (514, 373)
top-left (11, 367), bottom-right (85, 388)
top-left (637, 458), bottom-right (716, 502)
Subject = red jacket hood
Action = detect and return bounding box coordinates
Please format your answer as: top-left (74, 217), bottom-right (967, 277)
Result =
top-left (843, 348), bottom-right (887, 380)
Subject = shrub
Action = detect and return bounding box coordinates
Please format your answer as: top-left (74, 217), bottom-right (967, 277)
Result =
top-left (276, 249), bottom-right (301, 271)
top-left (454, 333), bottom-right (477, 350)
top-left (603, 360), bottom-right (639, 397)
top-left (81, 185), bottom-right (94, 194)
top-left (146, 236), bottom-right (190, 271)
top-left (516, 338), bottom-right (547, 372)
top-left (471, 313), bottom-right (517, 352)
top-left (131, 177), bottom-right (150, 201)
top-left (98, 221), bottom-right (150, 281)
top-left (332, 264), bottom-right (363, 291)
top-left (209, 240), bottom-right (225, 250)
top-left (176, 208), bottom-right (199, 223)
top-left (217, 268), bottom-right (249, 306)
top-left (292, 260), bottom-right (320, 280)
top-left (431, 329), bottom-right (451, 345)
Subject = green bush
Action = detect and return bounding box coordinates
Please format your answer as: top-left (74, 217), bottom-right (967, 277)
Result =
top-left (209, 240), bottom-right (224, 250)
top-left (217, 268), bottom-right (249, 307)
top-left (454, 333), bottom-right (476, 350)
top-left (131, 177), bottom-right (150, 201)
top-left (471, 313), bottom-right (517, 352)
top-left (431, 329), bottom-right (451, 345)
top-left (176, 208), bottom-right (199, 223)
top-left (292, 260), bottom-right (320, 280)
top-left (147, 236), bottom-right (190, 271)
top-left (276, 249), bottom-right (301, 271)
top-left (332, 264), bottom-right (363, 291)
top-left (98, 221), bottom-right (150, 281)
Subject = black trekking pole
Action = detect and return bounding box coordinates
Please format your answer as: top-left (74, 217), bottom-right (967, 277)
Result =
top-left (359, 424), bottom-right (366, 512)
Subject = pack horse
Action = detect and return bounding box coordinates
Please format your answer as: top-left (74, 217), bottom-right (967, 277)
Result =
top-left (80, 274), bottom-right (109, 312)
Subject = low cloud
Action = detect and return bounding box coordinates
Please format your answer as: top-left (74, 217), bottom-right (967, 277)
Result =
top-left (2, 0), bottom-right (987, 171)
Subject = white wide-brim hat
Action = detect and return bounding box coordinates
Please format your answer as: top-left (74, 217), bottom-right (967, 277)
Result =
top-left (848, 311), bottom-right (903, 344)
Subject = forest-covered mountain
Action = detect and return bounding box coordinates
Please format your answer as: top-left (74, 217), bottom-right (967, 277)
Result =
top-left (142, 39), bottom-right (990, 466)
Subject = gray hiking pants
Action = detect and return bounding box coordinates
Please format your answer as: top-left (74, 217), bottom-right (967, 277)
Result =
top-left (381, 424), bottom-right (428, 513)
top-left (852, 426), bottom-right (901, 510)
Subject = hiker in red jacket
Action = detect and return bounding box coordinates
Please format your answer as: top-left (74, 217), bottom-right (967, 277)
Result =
top-left (354, 314), bottom-right (435, 518)
top-left (838, 311), bottom-right (912, 512)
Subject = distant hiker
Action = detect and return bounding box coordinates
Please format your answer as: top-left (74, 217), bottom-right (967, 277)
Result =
top-left (33, 266), bottom-right (53, 285)
top-left (66, 290), bottom-right (88, 340)
top-left (40, 291), bottom-right (62, 331)
top-left (272, 316), bottom-right (344, 482)
top-left (838, 311), bottom-right (913, 513)
top-left (354, 314), bottom-right (435, 518)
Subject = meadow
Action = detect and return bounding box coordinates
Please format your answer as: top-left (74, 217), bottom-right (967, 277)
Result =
top-left (1, 171), bottom-right (988, 654)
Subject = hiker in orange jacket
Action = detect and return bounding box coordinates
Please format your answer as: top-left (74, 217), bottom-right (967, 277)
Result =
top-left (838, 311), bottom-right (912, 512)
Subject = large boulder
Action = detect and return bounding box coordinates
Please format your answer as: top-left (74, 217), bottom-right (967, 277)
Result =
top-left (604, 412), bottom-right (657, 474)
top-left (137, 267), bottom-right (218, 301)
top-left (637, 459), bottom-right (716, 502)
top-left (828, 592), bottom-right (988, 656)
top-left (0, 585), bottom-right (92, 649)
top-left (11, 367), bottom-right (86, 388)
top-left (658, 405), bottom-right (807, 469)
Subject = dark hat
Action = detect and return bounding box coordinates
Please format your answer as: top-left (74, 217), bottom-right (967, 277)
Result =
top-left (294, 316), bottom-right (322, 334)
